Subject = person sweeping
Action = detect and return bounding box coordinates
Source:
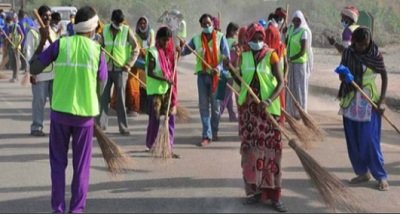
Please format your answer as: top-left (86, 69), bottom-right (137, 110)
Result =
top-left (29, 6), bottom-right (108, 213)
top-left (145, 26), bottom-right (180, 158)
top-left (335, 27), bottom-right (389, 191)
top-left (225, 23), bottom-right (286, 212)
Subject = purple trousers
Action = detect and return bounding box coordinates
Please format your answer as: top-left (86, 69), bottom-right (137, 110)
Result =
top-left (146, 95), bottom-right (175, 149)
top-left (220, 79), bottom-right (237, 121)
top-left (49, 119), bottom-right (93, 213)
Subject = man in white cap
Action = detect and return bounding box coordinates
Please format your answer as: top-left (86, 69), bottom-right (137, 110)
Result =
top-left (29, 6), bottom-right (107, 213)
top-left (326, 5), bottom-right (360, 53)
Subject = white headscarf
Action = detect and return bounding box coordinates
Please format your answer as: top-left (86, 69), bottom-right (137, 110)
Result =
top-left (291, 10), bottom-right (314, 75)
top-left (73, 15), bottom-right (99, 33)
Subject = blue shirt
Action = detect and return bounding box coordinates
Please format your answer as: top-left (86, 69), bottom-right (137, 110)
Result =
top-left (67, 22), bottom-right (74, 36)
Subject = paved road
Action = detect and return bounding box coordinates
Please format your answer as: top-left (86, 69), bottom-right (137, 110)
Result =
top-left (0, 56), bottom-right (399, 213)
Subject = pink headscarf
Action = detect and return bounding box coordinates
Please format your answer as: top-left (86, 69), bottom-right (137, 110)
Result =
top-left (341, 5), bottom-right (359, 23)
top-left (246, 22), bottom-right (269, 62)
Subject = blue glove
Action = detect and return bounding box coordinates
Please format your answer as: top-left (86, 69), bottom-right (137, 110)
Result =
top-left (335, 64), bottom-right (354, 84)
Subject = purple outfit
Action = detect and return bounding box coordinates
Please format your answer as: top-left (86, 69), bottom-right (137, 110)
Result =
top-left (37, 39), bottom-right (107, 213)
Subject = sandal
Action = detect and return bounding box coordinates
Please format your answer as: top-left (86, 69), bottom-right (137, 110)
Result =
top-left (243, 193), bottom-right (261, 205)
top-left (172, 153), bottom-right (181, 159)
top-left (378, 180), bottom-right (389, 191)
top-left (272, 201), bottom-right (288, 212)
top-left (349, 173), bottom-right (371, 184)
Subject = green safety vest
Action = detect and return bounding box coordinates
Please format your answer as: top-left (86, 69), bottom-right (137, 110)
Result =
top-left (227, 38), bottom-right (237, 50)
top-left (103, 24), bottom-right (131, 67)
top-left (192, 31), bottom-right (224, 74)
top-left (29, 28), bottom-right (58, 73)
top-left (145, 47), bottom-right (169, 95)
top-left (287, 26), bottom-right (308, 64)
top-left (340, 67), bottom-right (379, 108)
top-left (238, 50), bottom-right (281, 116)
top-left (52, 35), bottom-right (101, 116)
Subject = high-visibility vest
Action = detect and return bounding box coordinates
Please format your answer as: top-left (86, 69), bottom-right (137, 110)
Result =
top-left (103, 24), bottom-right (131, 67)
top-left (52, 35), bottom-right (101, 116)
top-left (192, 31), bottom-right (224, 74)
top-left (238, 50), bottom-right (281, 116)
top-left (340, 67), bottom-right (379, 108)
top-left (135, 29), bottom-right (155, 49)
top-left (145, 47), bottom-right (169, 95)
top-left (287, 26), bottom-right (308, 64)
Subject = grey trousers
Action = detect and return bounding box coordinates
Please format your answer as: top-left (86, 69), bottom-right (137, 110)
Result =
top-left (97, 70), bottom-right (129, 133)
top-left (31, 80), bottom-right (53, 132)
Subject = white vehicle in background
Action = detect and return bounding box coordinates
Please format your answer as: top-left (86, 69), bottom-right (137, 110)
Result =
top-left (51, 6), bottom-right (77, 36)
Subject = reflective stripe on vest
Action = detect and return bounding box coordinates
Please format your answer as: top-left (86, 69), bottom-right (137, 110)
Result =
top-left (340, 67), bottom-right (379, 108)
top-left (238, 51), bottom-right (281, 116)
top-left (145, 47), bottom-right (169, 95)
top-left (103, 24), bottom-right (130, 67)
top-left (192, 31), bottom-right (223, 74)
top-left (287, 27), bottom-right (308, 64)
top-left (52, 36), bottom-right (101, 116)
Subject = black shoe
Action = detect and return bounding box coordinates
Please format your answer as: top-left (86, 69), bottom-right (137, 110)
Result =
top-left (120, 130), bottom-right (130, 136)
top-left (172, 153), bottom-right (180, 159)
top-left (243, 193), bottom-right (261, 205)
top-left (30, 130), bottom-right (45, 137)
top-left (272, 201), bottom-right (288, 212)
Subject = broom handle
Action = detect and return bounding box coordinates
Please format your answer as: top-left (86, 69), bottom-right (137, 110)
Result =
top-left (177, 35), bottom-right (214, 70)
top-left (285, 85), bottom-right (304, 109)
top-left (33, 9), bottom-right (53, 44)
top-left (100, 47), bottom-right (147, 87)
top-left (0, 28), bottom-right (28, 61)
top-left (351, 81), bottom-right (400, 134)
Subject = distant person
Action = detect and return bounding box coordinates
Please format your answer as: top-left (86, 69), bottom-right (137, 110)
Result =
top-left (29, 6), bottom-right (108, 213)
top-left (274, 7), bottom-right (288, 41)
top-left (5, 15), bottom-right (24, 82)
top-left (285, 10), bottom-right (313, 120)
top-left (218, 22), bottom-right (239, 122)
top-left (66, 12), bottom-right (75, 36)
top-left (97, 9), bottom-right (139, 135)
top-left (225, 22), bottom-right (286, 212)
top-left (18, 9), bottom-right (35, 71)
top-left (337, 27), bottom-right (389, 191)
top-left (326, 5), bottom-right (360, 53)
top-left (51, 12), bottom-right (63, 36)
top-left (0, 10), bottom-right (5, 52)
top-left (179, 13), bottom-right (230, 146)
top-left (24, 5), bottom-right (58, 137)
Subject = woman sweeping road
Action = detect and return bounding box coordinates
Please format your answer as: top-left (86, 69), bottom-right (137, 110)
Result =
top-left (145, 26), bottom-right (180, 158)
top-left (226, 23), bottom-right (286, 212)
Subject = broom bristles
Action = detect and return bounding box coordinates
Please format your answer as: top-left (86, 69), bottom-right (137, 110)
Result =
top-left (151, 118), bottom-right (172, 159)
top-left (288, 139), bottom-right (366, 213)
top-left (94, 124), bottom-right (133, 175)
top-left (296, 102), bottom-right (325, 141)
top-left (176, 105), bottom-right (190, 123)
top-left (282, 109), bottom-right (315, 149)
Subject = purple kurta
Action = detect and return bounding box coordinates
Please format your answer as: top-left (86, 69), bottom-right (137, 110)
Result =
top-left (36, 38), bottom-right (107, 213)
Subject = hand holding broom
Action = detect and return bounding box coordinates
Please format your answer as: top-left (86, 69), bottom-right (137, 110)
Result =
top-left (335, 64), bottom-right (399, 134)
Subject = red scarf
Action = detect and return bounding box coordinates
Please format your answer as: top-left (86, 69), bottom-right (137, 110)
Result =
top-left (156, 38), bottom-right (177, 106)
top-left (201, 31), bottom-right (219, 92)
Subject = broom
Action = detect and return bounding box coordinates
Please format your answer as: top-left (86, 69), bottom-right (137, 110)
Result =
top-left (0, 28), bottom-right (30, 86)
top-left (335, 64), bottom-right (400, 134)
top-left (100, 47), bottom-right (190, 123)
top-left (227, 60), bottom-right (365, 212)
top-left (286, 86), bottom-right (325, 140)
top-left (151, 52), bottom-right (180, 159)
top-left (34, 9), bottom-right (133, 174)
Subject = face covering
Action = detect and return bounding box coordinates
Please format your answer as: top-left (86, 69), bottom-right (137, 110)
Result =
top-left (202, 25), bottom-right (214, 34)
top-left (248, 41), bottom-right (264, 51)
top-left (341, 21), bottom-right (348, 29)
top-left (112, 23), bottom-right (121, 30)
top-left (139, 27), bottom-right (148, 33)
top-left (277, 19), bottom-right (284, 26)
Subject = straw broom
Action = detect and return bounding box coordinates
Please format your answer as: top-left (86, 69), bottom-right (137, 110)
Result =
top-left (100, 47), bottom-right (190, 123)
top-left (229, 68), bottom-right (365, 212)
top-left (34, 9), bottom-right (133, 174)
top-left (151, 52), bottom-right (180, 159)
top-left (286, 86), bottom-right (325, 140)
top-left (0, 28), bottom-right (30, 86)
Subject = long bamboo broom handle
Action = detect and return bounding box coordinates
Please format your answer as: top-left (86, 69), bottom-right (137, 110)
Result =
top-left (100, 47), bottom-right (147, 87)
top-left (351, 81), bottom-right (400, 134)
top-left (285, 85), bottom-right (304, 109)
top-left (0, 28), bottom-right (28, 61)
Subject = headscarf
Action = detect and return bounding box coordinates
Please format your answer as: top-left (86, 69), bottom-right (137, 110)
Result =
top-left (265, 19), bottom-right (284, 58)
top-left (291, 10), bottom-right (314, 74)
top-left (338, 27), bottom-right (386, 98)
top-left (238, 26), bottom-right (248, 48)
top-left (275, 7), bottom-right (287, 20)
top-left (246, 22), bottom-right (269, 62)
top-left (73, 15), bottom-right (99, 33)
top-left (136, 16), bottom-right (150, 41)
top-left (156, 30), bottom-right (177, 106)
top-left (341, 6), bottom-right (359, 23)
top-left (212, 16), bottom-right (220, 31)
